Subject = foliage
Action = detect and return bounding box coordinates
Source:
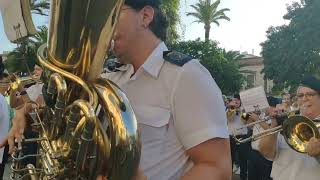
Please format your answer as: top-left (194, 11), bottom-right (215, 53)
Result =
top-left (261, 0), bottom-right (320, 93)
top-left (162, 0), bottom-right (180, 44)
top-left (186, 0), bottom-right (230, 41)
top-left (169, 39), bottom-right (244, 95)
top-left (4, 26), bottom-right (48, 73)
top-left (4, 0), bottom-right (50, 73)
top-left (30, 0), bottom-right (50, 16)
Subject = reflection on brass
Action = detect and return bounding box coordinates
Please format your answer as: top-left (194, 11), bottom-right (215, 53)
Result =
top-left (11, 0), bottom-right (141, 179)
top-left (282, 115), bottom-right (320, 153)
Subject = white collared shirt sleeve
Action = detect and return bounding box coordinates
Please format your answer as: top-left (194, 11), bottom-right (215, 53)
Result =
top-left (0, 95), bottom-right (9, 163)
top-left (171, 60), bottom-right (229, 150)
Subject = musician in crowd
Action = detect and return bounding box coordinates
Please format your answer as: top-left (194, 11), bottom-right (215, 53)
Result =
top-left (258, 75), bottom-right (320, 180)
top-left (9, 64), bottom-right (44, 109)
top-left (276, 93), bottom-right (292, 112)
top-left (1, 0), bottom-right (232, 179)
top-left (227, 94), bottom-right (250, 180)
top-left (247, 96), bottom-right (281, 180)
top-left (4, 64), bottom-right (43, 166)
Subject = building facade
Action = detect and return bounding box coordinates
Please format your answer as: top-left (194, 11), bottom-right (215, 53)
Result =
top-left (239, 54), bottom-right (273, 93)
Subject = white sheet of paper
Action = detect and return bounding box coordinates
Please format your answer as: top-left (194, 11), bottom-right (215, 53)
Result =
top-left (240, 86), bottom-right (269, 112)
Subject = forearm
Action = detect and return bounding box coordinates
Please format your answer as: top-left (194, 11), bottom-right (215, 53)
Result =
top-left (258, 134), bottom-right (278, 160)
top-left (259, 121), bottom-right (270, 130)
top-left (181, 162), bottom-right (231, 180)
top-left (10, 92), bottom-right (22, 108)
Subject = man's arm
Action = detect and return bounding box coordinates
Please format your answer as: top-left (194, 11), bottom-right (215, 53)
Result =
top-left (258, 119), bottom-right (278, 160)
top-left (181, 138), bottom-right (232, 180)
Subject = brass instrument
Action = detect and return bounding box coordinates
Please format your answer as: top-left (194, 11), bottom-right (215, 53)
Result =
top-left (226, 106), bottom-right (241, 119)
top-left (3, 74), bottom-right (41, 96)
top-left (234, 113), bottom-right (320, 153)
top-left (10, 0), bottom-right (141, 180)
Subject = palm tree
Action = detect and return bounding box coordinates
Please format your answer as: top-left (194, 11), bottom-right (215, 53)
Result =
top-left (4, 26), bottom-right (48, 73)
top-left (187, 0), bottom-right (230, 41)
top-left (4, 0), bottom-right (50, 73)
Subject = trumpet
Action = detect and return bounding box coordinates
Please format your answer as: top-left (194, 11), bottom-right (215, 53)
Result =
top-left (234, 114), bottom-right (320, 153)
top-left (226, 106), bottom-right (241, 118)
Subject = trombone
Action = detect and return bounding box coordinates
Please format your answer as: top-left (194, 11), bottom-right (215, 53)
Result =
top-left (3, 74), bottom-right (41, 96)
top-left (234, 113), bottom-right (320, 153)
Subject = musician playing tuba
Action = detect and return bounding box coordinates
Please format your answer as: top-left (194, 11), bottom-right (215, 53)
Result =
top-left (258, 75), bottom-right (320, 180)
top-left (1, 0), bottom-right (231, 180)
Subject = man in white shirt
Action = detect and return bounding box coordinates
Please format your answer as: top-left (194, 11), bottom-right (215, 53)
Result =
top-left (259, 76), bottom-right (320, 180)
top-left (99, 1), bottom-right (231, 179)
top-left (226, 94), bottom-right (250, 180)
top-left (247, 96), bottom-right (280, 180)
top-left (1, 1), bottom-right (232, 179)
top-left (0, 94), bottom-right (9, 179)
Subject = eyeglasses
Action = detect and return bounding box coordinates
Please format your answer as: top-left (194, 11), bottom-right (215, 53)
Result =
top-left (296, 92), bottom-right (319, 99)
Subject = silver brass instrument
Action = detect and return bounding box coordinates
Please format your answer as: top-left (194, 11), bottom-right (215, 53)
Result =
top-left (9, 0), bottom-right (141, 180)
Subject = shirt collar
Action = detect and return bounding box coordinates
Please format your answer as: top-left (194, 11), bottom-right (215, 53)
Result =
top-left (141, 42), bottom-right (168, 78)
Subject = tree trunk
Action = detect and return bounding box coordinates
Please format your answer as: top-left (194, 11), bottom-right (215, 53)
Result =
top-left (205, 24), bottom-right (210, 42)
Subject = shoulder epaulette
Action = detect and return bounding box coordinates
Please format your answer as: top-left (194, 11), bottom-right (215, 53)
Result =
top-left (163, 50), bottom-right (193, 66)
top-left (105, 59), bottom-right (124, 72)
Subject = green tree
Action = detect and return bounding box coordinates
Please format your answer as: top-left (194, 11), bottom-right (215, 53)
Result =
top-left (30, 0), bottom-right (50, 16)
top-left (170, 39), bottom-right (244, 95)
top-left (4, 26), bottom-right (48, 73)
top-left (162, 0), bottom-right (180, 44)
top-left (186, 0), bottom-right (230, 41)
top-left (261, 0), bottom-right (320, 93)
top-left (4, 0), bottom-right (50, 73)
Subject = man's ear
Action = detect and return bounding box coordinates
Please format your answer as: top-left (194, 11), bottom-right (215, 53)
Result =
top-left (140, 5), bottom-right (155, 28)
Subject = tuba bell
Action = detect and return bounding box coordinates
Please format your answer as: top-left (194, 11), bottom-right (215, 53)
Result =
top-left (10, 0), bottom-right (141, 180)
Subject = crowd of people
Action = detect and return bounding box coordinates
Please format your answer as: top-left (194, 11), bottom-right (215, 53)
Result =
top-left (0, 0), bottom-right (320, 180)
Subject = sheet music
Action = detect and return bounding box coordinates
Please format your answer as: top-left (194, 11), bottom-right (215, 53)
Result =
top-left (240, 86), bottom-right (269, 112)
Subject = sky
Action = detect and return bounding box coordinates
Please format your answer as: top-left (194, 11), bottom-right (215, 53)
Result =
top-left (0, 0), bottom-right (297, 55)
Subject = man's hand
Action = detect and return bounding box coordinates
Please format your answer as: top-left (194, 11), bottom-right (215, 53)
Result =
top-left (0, 108), bottom-right (26, 154)
top-left (306, 137), bottom-right (320, 157)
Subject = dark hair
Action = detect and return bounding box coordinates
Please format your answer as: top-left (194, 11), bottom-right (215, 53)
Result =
top-left (233, 94), bottom-right (240, 100)
top-left (267, 96), bottom-right (280, 107)
top-left (125, 0), bottom-right (168, 41)
top-left (301, 75), bottom-right (320, 93)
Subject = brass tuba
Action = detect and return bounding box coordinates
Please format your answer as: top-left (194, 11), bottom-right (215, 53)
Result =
top-left (10, 0), bottom-right (141, 179)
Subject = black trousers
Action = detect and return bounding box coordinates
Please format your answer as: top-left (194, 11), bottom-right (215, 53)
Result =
top-left (230, 135), bottom-right (251, 180)
top-left (21, 130), bottom-right (38, 167)
top-left (0, 145), bottom-right (9, 180)
top-left (248, 150), bottom-right (273, 180)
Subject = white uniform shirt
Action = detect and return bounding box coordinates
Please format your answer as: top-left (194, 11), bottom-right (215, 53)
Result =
top-left (271, 134), bottom-right (320, 180)
top-left (251, 114), bottom-right (270, 151)
top-left (251, 124), bottom-right (263, 151)
top-left (228, 114), bottom-right (247, 136)
top-left (102, 42), bottom-right (229, 180)
top-left (0, 94), bottom-right (9, 163)
top-left (26, 83), bottom-right (43, 101)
